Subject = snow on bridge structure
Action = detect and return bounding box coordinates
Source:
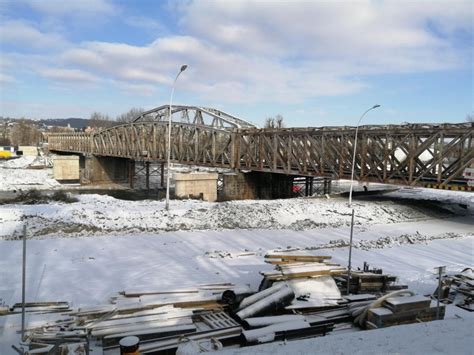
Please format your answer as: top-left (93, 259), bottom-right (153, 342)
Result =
top-left (47, 105), bottom-right (474, 194)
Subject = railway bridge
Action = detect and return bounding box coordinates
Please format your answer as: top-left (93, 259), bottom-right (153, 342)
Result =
top-left (48, 105), bottom-right (473, 197)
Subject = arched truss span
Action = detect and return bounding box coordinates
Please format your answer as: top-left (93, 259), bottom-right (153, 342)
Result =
top-left (133, 105), bottom-right (257, 129)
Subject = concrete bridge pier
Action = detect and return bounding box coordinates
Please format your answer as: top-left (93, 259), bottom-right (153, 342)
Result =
top-left (222, 172), bottom-right (293, 200)
top-left (81, 156), bottom-right (131, 185)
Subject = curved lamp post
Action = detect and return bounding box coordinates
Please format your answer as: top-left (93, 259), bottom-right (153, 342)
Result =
top-left (347, 104), bottom-right (380, 294)
top-left (165, 64), bottom-right (188, 211)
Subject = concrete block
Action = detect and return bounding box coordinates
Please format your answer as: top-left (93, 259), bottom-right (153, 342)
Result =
top-left (53, 155), bottom-right (80, 181)
top-left (18, 146), bottom-right (38, 156)
top-left (175, 172), bottom-right (218, 202)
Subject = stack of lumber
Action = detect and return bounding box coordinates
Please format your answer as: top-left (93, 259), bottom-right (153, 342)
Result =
top-left (261, 253), bottom-right (346, 282)
top-left (366, 295), bottom-right (444, 329)
top-left (335, 271), bottom-right (408, 294)
top-left (259, 253), bottom-right (345, 311)
top-left (113, 283), bottom-right (253, 311)
top-left (20, 284), bottom-right (247, 354)
top-left (434, 268), bottom-right (474, 312)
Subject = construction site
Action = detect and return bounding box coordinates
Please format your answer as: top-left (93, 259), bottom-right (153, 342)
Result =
top-left (0, 110), bottom-right (473, 354)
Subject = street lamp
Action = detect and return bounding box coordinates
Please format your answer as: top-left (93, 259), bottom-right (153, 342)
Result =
top-left (165, 64), bottom-right (188, 211)
top-left (347, 104), bottom-right (380, 294)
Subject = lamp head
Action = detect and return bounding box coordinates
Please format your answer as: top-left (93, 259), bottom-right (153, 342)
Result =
top-left (372, 104), bottom-right (381, 109)
top-left (180, 65), bottom-right (188, 72)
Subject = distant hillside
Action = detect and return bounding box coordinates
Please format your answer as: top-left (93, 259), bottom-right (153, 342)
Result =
top-left (40, 118), bottom-right (89, 129)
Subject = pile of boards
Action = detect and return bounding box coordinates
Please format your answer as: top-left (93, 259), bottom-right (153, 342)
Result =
top-left (365, 294), bottom-right (444, 329)
top-left (335, 262), bottom-right (408, 294)
top-left (435, 268), bottom-right (474, 312)
top-left (7, 253), bottom-right (445, 354)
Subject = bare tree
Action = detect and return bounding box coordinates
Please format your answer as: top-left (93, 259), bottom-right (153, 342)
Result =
top-left (116, 107), bottom-right (145, 123)
top-left (10, 119), bottom-right (41, 146)
top-left (264, 114), bottom-right (285, 128)
top-left (88, 112), bottom-right (114, 129)
top-left (0, 120), bottom-right (10, 145)
top-left (466, 113), bottom-right (474, 122)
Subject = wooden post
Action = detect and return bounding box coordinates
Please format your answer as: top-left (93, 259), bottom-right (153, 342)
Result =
top-left (437, 132), bottom-right (444, 183)
top-left (435, 266), bottom-right (446, 320)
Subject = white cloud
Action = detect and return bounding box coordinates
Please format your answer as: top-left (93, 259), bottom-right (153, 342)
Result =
top-left (18, 0), bottom-right (116, 17)
top-left (123, 16), bottom-right (164, 32)
top-left (0, 20), bottom-right (68, 49)
top-left (0, 73), bottom-right (16, 84)
top-left (179, 0), bottom-right (472, 72)
top-left (40, 68), bottom-right (100, 84)
top-left (0, 100), bottom-right (89, 119)
top-left (1, 0), bottom-right (471, 109)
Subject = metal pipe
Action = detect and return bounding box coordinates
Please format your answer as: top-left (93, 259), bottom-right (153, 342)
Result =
top-left (237, 283), bottom-right (286, 311)
top-left (241, 320), bottom-right (310, 344)
top-left (21, 224), bottom-right (27, 342)
top-left (243, 314), bottom-right (306, 329)
top-left (236, 284), bottom-right (294, 320)
top-left (347, 208), bottom-right (355, 295)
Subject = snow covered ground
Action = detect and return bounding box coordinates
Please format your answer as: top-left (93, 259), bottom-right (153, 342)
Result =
top-left (0, 156), bottom-right (59, 191)
top-left (0, 161), bottom-right (473, 354)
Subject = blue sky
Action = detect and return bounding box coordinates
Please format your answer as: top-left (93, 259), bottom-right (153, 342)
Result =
top-left (0, 0), bottom-right (472, 127)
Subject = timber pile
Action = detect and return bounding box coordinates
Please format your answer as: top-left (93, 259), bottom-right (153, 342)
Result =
top-left (16, 284), bottom-right (247, 354)
top-left (8, 254), bottom-right (441, 354)
top-left (263, 254), bottom-right (407, 296)
top-left (260, 253), bottom-right (346, 311)
top-left (348, 291), bottom-right (445, 330)
top-left (336, 272), bottom-right (408, 294)
top-left (261, 253), bottom-right (346, 282)
top-left (433, 268), bottom-right (474, 312)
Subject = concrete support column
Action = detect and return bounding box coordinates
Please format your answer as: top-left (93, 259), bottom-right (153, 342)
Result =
top-left (175, 172), bottom-right (218, 201)
top-left (53, 155), bottom-right (80, 182)
top-left (222, 172), bottom-right (293, 200)
top-left (82, 156), bottom-right (131, 185)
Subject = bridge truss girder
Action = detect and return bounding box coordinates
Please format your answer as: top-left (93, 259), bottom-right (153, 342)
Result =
top-left (48, 122), bottom-right (473, 187)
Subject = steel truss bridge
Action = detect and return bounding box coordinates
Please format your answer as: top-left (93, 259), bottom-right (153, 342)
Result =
top-left (48, 105), bottom-right (473, 187)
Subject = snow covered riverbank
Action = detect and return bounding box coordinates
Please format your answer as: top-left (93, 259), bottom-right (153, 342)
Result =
top-left (1, 189), bottom-right (472, 239)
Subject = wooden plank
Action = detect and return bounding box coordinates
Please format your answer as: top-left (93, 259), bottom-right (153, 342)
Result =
top-left (265, 254), bottom-right (332, 262)
top-left (383, 295), bottom-right (431, 313)
top-left (367, 304), bottom-right (445, 328)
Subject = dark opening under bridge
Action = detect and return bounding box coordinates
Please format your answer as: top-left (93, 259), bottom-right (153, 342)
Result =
top-left (48, 105), bottom-right (473, 189)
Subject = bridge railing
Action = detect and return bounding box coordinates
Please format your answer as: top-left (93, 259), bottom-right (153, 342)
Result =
top-left (48, 132), bottom-right (91, 153)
